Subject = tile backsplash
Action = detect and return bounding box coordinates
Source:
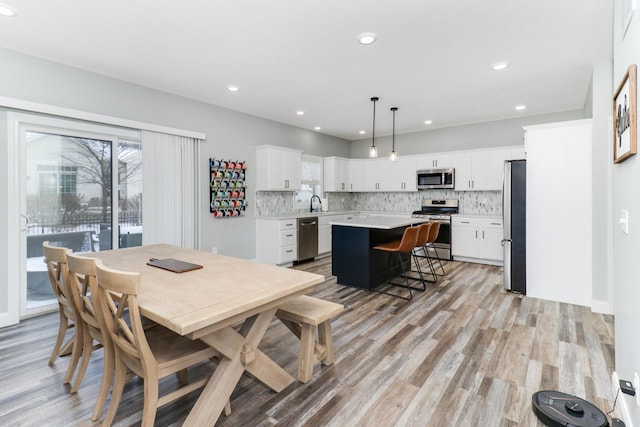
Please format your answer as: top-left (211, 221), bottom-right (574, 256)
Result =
top-left (256, 190), bottom-right (502, 217)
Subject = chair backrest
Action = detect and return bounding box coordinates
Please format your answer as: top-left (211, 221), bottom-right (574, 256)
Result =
top-left (67, 252), bottom-right (107, 344)
top-left (398, 226), bottom-right (421, 253)
top-left (95, 259), bottom-right (154, 373)
top-left (42, 241), bottom-right (74, 317)
top-left (415, 223), bottom-right (432, 247)
top-left (427, 221), bottom-right (441, 243)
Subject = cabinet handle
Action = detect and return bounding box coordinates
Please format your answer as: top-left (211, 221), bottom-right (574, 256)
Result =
top-left (285, 249), bottom-right (293, 253)
top-left (461, 221), bottom-right (470, 224)
top-left (475, 230), bottom-right (478, 238)
top-left (285, 234), bottom-right (293, 237)
top-left (490, 222), bottom-right (501, 226)
top-left (482, 230), bottom-right (485, 239)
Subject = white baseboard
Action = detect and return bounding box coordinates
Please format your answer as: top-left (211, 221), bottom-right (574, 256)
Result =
top-left (612, 371), bottom-right (635, 427)
top-left (592, 298), bottom-right (613, 314)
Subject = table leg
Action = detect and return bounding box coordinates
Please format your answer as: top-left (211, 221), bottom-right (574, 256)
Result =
top-left (182, 308), bottom-right (295, 426)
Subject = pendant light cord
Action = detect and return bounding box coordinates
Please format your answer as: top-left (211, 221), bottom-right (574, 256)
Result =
top-left (371, 97), bottom-right (378, 151)
top-left (391, 107), bottom-right (397, 152)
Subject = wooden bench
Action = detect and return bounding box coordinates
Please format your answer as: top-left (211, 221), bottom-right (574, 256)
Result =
top-left (276, 295), bottom-right (344, 383)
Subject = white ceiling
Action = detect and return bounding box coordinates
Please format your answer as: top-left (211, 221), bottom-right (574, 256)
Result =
top-left (0, 0), bottom-right (612, 140)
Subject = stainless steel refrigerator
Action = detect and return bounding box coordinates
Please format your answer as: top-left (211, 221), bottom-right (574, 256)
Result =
top-left (502, 159), bottom-right (526, 294)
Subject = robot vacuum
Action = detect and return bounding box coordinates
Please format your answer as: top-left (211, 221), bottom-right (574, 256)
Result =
top-left (532, 390), bottom-right (609, 427)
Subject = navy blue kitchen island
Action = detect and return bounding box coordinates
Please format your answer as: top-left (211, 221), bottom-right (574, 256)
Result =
top-left (330, 216), bottom-right (428, 291)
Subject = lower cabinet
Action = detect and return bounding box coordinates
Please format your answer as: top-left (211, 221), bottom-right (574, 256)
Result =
top-left (452, 216), bottom-right (503, 264)
top-left (318, 214), bottom-right (346, 254)
top-left (256, 218), bottom-right (297, 265)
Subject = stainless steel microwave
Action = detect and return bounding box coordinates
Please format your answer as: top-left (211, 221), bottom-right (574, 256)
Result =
top-left (416, 168), bottom-right (455, 189)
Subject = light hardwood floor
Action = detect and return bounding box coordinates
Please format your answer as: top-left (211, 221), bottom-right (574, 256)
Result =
top-left (0, 258), bottom-right (616, 426)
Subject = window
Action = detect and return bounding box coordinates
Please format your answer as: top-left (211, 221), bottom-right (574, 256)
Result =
top-left (294, 154), bottom-right (322, 210)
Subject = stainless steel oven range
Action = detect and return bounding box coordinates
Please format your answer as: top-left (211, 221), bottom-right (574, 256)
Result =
top-left (411, 199), bottom-right (458, 260)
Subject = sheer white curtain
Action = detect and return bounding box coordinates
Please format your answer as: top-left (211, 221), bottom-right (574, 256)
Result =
top-left (141, 131), bottom-right (201, 249)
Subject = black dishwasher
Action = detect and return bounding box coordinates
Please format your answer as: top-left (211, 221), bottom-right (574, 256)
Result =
top-left (297, 217), bottom-right (318, 261)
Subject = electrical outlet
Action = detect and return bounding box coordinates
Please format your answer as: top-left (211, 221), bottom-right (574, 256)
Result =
top-left (211, 247), bottom-right (218, 254)
top-left (634, 373), bottom-right (640, 406)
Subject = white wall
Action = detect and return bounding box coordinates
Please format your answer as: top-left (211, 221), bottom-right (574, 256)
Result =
top-left (612, 2), bottom-right (640, 423)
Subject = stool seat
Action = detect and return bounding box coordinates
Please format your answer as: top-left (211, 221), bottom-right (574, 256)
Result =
top-left (276, 295), bottom-right (344, 383)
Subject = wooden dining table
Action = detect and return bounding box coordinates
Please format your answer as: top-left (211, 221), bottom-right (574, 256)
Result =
top-left (87, 243), bottom-right (325, 426)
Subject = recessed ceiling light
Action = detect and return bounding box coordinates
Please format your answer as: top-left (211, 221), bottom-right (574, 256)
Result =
top-left (296, 110), bottom-right (305, 116)
top-left (0, 3), bottom-right (17, 16)
top-left (357, 32), bottom-right (377, 45)
top-left (515, 105), bottom-right (527, 111)
top-left (359, 130), bottom-right (366, 135)
top-left (314, 126), bottom-right (321, 131)
top-left (492, 62), bottom-right (509, 71)
top-left (226, 85), bottom-right (239, 92)
top-left (424, 120), bottom-right (433, 125)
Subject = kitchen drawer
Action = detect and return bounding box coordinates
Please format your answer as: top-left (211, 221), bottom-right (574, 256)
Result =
top-left (279, 219), bottom-right (297, 230)
top-left (280, 229), bottom-right (297, 246)
top-left (279, 245), bottom-right (297, 263)
top-left (452, 216), bottom-right (502, 228)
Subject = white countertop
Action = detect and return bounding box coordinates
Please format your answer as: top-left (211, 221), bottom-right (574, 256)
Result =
top-left (256, 210), bottom-right (358, 220)
top-left (330, 215), bottom-right (428, 230)
top-left (452, 213), bottom-right (502, 220)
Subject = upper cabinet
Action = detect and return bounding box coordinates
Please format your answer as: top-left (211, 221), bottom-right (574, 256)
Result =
top-left (454, 146), bottom-right (523, 191)
top-left (415, 153), bottom-right (455, 170)
top-left (256, 145), bottom-right (302, 191)
top-left (323, 145), bottom-right (525, 193)
top-left (388, 156), bottom-right (416, 191)
top-left (323, 157), bottom-right (350, 192)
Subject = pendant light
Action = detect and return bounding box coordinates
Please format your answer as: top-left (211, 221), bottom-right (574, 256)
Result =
top-left (390, 107), bottom-right (398, 161)
top-left (369, 97), bottom-right (379, 158)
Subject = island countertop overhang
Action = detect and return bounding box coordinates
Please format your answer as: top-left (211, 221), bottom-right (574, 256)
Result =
top-left (329, 216), bottom-right (428, 230)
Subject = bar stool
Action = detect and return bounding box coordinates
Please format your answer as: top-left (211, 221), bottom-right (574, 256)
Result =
top-left (411, 222), bottom-right (437, 284)
top-left (425, 221), bottom-right (446, 276)
top-left (372, 226), bottom-right (421, 300)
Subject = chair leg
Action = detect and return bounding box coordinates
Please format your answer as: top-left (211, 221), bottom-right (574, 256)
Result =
top-left (141, 373), bottom-right (159, 427)
top-left (71, 329), bottom-right (93, 393)
top-left (63, 325), bottom-right (82, 385)
top-left (92, 341), bottom-right (114, 421)
top-left (422, 245), bottom-right (438, 281)
top-left (429, 244), bottom-right (446, 276)
top-left (375, 252), bottom-right (413, 300)
top-left (411, 251), bottom-right (427, 291)
top-left (102, 356), bottom-right (127, 427)
top-left (49, 310), bottom-right (68, 365)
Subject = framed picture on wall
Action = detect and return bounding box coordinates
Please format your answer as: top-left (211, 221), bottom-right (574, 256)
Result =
top-left (613, 64), bottom-right (637, 164)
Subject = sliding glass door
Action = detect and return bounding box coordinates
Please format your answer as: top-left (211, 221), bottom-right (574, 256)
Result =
top-left (9, 113), bottom-right (141, 319)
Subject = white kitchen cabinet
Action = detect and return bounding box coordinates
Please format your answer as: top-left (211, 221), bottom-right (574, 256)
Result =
top-left (415, 152), bottom-right (455, 170)
top-left (323, 156), bottom-right (350, 192)
top-left (318, 214), bottom-right (344, 254)
top-left (256, 145), bottom-right (302, 191)
top-left (388, 156), bottom-right (416, 191)
top-left (365, 158), bottom-right (390, 191)
top-left (452, 216), bottom-right (503, 264)
top-left (256, 218), bottom-right (297, 265)
top-left (455, 148), bottom-right (516, 191)
top-left (348, 159), bottom-right (367, 191)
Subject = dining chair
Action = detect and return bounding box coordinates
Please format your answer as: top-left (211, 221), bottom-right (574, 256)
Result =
top-left (94, 259), bottom-right (219, 427)
top-left (65, 252), bottom-right (112, 421)
top-left (42, 241), bottom-right (82, 385)
top-left (372, 225), bottom-right (421, 300)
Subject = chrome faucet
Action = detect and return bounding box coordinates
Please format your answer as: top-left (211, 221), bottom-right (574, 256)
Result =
top-left (310, 195), bottom-right (322, 213)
